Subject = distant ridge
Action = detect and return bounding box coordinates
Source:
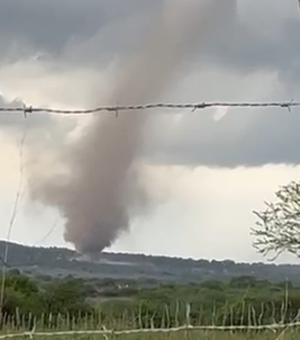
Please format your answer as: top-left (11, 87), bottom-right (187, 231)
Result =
top-left (0, 240), bottom-right (299, 284)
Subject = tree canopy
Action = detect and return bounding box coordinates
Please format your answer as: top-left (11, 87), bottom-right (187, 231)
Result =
top-left (252, 181), bottom-right (300, 260)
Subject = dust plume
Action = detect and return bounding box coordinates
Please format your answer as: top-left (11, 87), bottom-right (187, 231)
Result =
top-left (28, 0), bottom-right (229, 255)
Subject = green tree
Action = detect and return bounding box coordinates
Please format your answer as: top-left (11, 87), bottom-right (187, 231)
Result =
top-left (42, 280), bottom-right (92, 315)
top-left (1, 274), bottom-right (43, 316)
top-left (252, 181), bottom-right (300, 260)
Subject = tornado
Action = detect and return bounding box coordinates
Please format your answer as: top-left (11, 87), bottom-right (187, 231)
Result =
top-left (28, 0), bottom-right (232, 255)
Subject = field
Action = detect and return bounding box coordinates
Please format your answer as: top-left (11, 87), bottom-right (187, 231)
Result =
top-left (1, 272), bottom-right (300, 339)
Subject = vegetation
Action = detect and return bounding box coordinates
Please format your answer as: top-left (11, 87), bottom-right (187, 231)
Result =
top-left (253, 181), bottom-right (300, 260)
top-left (3, 190), bottom-right (300, 340)
top-left (1, 241), bottom-right (300, 285)
top-left (0, 270), bottom-right (299, 338)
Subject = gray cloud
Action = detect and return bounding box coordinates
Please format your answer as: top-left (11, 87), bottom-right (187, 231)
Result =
top-left (1, 0), bottom-right (299, 80)
top-left (0, 94), bottom-right (51, 128)
top-left (0, 95), bottom-right (77, 157)
top-left (0, 0), bottom-right (299, 75)
top-left (0, 0), bottom-right (162, 67)
top-left (215, 20), bottom-right (300, 82)
top-left (147, 107), bottom-right (300, 167)
top-left (1, 0), bottom-right (300, 168)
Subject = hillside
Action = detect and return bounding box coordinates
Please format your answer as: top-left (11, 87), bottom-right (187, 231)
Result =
top-left (0, 240), bottom-right (299, 283)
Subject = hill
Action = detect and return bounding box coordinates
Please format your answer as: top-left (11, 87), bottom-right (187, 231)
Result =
top-left (0, 240), bottom-right (299, 283)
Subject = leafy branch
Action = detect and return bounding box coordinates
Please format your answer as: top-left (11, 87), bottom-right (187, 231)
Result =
top-left (252, 181), bottom-right (300, 260)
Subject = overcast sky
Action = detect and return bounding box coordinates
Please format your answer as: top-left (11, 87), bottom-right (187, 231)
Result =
top-left (1, 0), bottom-right (300, 264)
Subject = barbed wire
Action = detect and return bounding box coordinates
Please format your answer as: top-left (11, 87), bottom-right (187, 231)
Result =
top-left (0, 322), bottom-right (299, 339)
top-left (0, 101), bottom-right (299, 117)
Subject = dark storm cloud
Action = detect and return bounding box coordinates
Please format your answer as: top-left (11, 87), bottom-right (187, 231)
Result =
top-left (1, 0), bottom-right (300, 167)
top-left (0, 0), bottom-right (162, 65)
top-left (0, 0), bottom-right (300, 77)
top-left (148, 107), bottom-right (300, 167)
top-left (0, 0), bottom-right (299, 81)
top-left (211, 20), bottom-right (300, 83)
top-left (1, 0), bottom-right (299, 77)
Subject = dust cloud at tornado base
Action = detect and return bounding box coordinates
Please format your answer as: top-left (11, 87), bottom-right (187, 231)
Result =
top-left (27, 1), bottom-right (234, 255)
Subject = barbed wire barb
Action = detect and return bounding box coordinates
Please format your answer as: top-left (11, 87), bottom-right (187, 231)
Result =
top-left (20, 104), bottom-right (33, 118)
